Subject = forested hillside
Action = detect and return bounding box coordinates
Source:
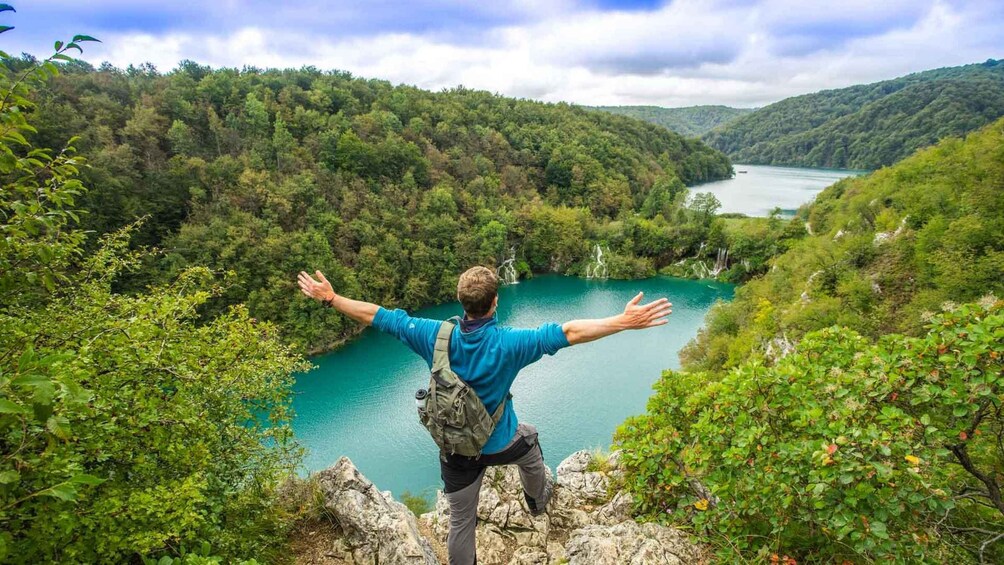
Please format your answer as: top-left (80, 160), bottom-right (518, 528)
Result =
top-left (688, 116), bottom-right (1004, 372)
top-left (617, 118), bottom-right (1004, 562)
top-left (24, 59), bottom-right (732, 352)
top-left (704, 59), bottom-right (1004, 169)
top-left (590, 104), bottom-right (752, 137)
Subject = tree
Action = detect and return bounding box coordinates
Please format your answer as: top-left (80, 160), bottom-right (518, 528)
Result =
top-left (1, 21), bottom-right (305, 562)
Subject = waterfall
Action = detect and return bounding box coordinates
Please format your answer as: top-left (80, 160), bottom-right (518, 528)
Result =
top-left (692, 247), bottom-right (729, 279)
top-left (710, 248), bottom-right (729, 277)
top-left (497, 246), bottom-right (519, 285)
top-left (585, 244), bottom-right (608, 279)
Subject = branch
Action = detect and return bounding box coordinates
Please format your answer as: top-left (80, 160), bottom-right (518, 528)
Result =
top-left (948, 442), bottom-right (1004, 517)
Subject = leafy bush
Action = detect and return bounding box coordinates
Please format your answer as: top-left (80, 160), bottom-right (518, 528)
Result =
top-left (616, 299), bottom-right (1004, 563)
top-left (0, 24), bottom-right (307, 562)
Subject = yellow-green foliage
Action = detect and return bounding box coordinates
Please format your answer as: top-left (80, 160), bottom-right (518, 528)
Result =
top-left (617, 299), bottom-right (1004, 563)
top-left (684, 117), bottom-right (1004, 373)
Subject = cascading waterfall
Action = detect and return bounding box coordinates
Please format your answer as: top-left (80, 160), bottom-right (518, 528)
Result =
top-left (497, 246), bottom-right (519, 285)
top-left (711, 247), bottom-right (729, 277)
top-left (585, 244), bottom-right (608, 279)
top-left (691, 246), bottom-right (729, 279)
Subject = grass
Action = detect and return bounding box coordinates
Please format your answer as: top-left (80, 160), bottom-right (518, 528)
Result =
top-left (585, 449), bottom-right (613, 473)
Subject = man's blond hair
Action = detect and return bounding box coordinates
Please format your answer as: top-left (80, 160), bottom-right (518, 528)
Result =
top-left (457, 266), bottom-right (499, 318)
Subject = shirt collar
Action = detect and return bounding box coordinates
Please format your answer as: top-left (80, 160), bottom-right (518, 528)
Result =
top-left (460, 314), bottom-right (496, 333)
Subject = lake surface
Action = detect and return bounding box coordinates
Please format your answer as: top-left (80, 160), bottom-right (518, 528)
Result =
top-left (292, 275), bottom-right (733, 497)
top-left (690, 164), bottom-right (864, 217)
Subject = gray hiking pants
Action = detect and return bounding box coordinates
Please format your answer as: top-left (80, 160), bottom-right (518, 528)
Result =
top-left (442, 423), bottom-right (552, 565)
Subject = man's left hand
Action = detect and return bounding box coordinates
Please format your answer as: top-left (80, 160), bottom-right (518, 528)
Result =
top-left (298, 270), bottom-right (335, 303)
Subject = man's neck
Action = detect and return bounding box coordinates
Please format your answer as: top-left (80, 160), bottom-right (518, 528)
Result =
top-left (460, 313), bottom-right (494, 332)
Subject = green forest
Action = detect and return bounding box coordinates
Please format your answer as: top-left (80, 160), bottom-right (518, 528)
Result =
top-left (704, 59), bottom-right (1004, 169)
top-left (590, 105), bottom-right (752, 137)
top-left (617, 118), bottom-right (1004, 562)
top-left (16, 56), bottom-right (740, 353)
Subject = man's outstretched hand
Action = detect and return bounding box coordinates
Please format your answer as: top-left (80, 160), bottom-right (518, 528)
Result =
top-left (562, 291), bottom-right (672, 345)
top-left (620, 292), bottom-right (672, 329)
top-left (298, 270), bottom-right (335, 303)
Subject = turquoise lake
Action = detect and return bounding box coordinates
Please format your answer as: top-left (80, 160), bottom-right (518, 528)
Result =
top-left (690, 164), bottom-right (864, 217)
top-left (292, 275), bottom-right (734, 498)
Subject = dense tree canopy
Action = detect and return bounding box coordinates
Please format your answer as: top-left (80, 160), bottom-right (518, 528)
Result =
top-left (704, 59), bottom-right (1004, 169)
top-left (24, 59), bottom-right (733, 352)
top-left (590, 105), bottom-right (753, 137)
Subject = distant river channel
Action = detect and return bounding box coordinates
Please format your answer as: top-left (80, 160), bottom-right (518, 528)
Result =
top-left (691, 164), bottom-right (865, 217)
top-left (291, 275), bottom-right (734, 498)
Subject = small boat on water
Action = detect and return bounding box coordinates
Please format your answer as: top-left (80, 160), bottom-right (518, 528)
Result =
top-left (737, 170), bottom-right (748, 174)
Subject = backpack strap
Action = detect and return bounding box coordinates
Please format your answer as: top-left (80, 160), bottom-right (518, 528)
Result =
top-left (432, 316), bottom-right (462, 372)
top-left (490, 393), bottom-right (512, 426)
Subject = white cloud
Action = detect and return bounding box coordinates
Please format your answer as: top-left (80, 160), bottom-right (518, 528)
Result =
top-left (76, 0), bottom-right (1003, 107)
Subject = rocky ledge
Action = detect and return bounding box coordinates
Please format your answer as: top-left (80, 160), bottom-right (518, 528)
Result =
top-left (310, 450), bottom-right (701, 565)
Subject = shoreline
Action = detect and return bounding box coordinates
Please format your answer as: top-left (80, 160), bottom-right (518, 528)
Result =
top-left (301, 272), bottom-right (736, 358)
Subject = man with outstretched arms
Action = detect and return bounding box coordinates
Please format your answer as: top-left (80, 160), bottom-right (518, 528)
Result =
top-left (298, 266), bottom-right (672, 565)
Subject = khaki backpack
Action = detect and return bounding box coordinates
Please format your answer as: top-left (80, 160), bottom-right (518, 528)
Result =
top-left (417, 317), bottom-right (507, 457)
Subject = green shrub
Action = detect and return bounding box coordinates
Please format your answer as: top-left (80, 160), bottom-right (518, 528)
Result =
top-left (616, 299), bottom-right (1004, 563)
top-left (0, 27), bottom-right (308, 562)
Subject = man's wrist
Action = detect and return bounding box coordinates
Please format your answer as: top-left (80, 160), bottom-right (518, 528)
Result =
top-left (321, 291), bottom-right (337, 307)
top-left (611, 314), bottom-right (630, 331)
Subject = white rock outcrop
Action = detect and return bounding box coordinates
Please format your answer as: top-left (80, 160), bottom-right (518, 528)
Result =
top-left (564, 521), bottom-right (702, 564)
top-left (316, 457), bottom-right (438, 565)
top-left (315, 451), bottom-right (702, 564)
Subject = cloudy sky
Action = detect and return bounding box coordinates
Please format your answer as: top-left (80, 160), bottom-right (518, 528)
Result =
top-left (4, 1), bottom-right (1002, 107)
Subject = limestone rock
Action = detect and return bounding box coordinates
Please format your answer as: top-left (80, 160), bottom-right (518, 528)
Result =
top-left (564, 521), bottom-right (701, 565)
top-left (316, 457), bottom-right (438, 565)
top-left (415, 449), bottom-right (702, 564)
top-left (555, 450), bottom-right (610, 505)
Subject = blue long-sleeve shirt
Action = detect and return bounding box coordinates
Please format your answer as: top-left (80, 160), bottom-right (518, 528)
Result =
top-left (372, 307), bottom-right (571, 454)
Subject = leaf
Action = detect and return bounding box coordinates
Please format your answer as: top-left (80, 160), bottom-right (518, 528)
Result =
top-left (11, 373), bottom-right (51, 387)
top-left (694, 498), bottom-right (709, 511)
top-left (0, 399), bottom-right (30, 414)
top-left (0, 4), bottom-right (15, 13)
top-left (68, 474), bottom-right (105, 486)
top-left (904, 455), bottom-right (921, 466)
top-left (46, 415), bottom-right (71, 440)
top-left (71, 34), bottom-right (101, 43)
top-left (0, 25), bottom-right (12, 35)
top-left (0, 470), bottom-right (19, 484)
top-left (44, 483), bottom-right (77, 502)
